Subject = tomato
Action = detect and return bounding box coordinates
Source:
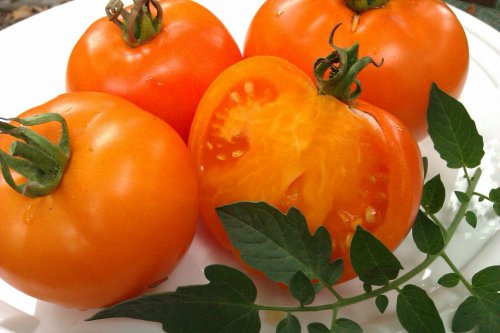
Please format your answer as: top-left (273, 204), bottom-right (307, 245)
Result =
top-left (66, 0), bottom-right (242, 143)
top-left (244, 0), bottom-right (469, 141)
top-left (188, 55), bottom-right (423, 282)
top-left (0, 92), bottom-right (198, 308)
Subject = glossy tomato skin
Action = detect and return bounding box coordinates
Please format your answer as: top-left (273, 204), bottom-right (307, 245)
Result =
top-left (66, 0), bottom-right (242, 143)
top-left (0, 92), bottom-right (198, 308)
top-left (244, 0), bottom-right (469, 141)
top-left (189, 56), bottom-right (423, 282)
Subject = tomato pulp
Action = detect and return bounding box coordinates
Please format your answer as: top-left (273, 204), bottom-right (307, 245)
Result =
top-left (189, 56), bottom-right (423, 282)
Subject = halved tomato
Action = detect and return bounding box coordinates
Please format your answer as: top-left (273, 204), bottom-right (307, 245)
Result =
top-left (189, 56), bottom-right (423, 282)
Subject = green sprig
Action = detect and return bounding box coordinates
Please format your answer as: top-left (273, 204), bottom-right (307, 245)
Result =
top-left (88, 84), bottom-right (499, 332)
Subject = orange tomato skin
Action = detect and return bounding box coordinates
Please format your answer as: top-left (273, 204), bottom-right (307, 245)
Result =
top-left (66, 0), bottom-right (242, 143)
top-left (244, 0), bottom-right (469, 141)
top-left (189, 56), bottom-right (423, 283)
top-left (0, 92), bottom-right (198, 308)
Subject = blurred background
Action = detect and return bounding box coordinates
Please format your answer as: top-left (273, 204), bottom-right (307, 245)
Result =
top-left (0, 0), bottom-right (499, 30)
top-left (0, 0), bottom-right (70, 29)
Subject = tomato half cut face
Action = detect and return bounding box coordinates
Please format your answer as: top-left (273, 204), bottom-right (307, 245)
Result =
top-left (189, 56), bottom-right (423, 282)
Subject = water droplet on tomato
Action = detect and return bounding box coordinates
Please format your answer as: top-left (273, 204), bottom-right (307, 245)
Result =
top-left (23, 204), bottom-right (35, 225)
top-left (146, 76), bottom-right (163, 86)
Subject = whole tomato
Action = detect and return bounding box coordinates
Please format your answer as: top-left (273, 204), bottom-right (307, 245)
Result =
top-left (66, 0), bottom-right (242, 143)
top-left (0, 92), bottom-right (198, 308)
top-left (188, 43), bottom-right (423, 282)
top-left (244, 0), bottom-right (469, 141)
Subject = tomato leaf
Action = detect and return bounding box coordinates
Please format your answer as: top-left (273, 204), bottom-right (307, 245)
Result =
top-left (412, 210), bottom-right (445, 255)
top-left (438, 273), bottom-right (460, 288)
top-left (307, 322), bottom-right (330, 333)
top-left (452, 294), bottom-right (500, 333)
top-left (490, 188), bottom-right (500, 203)
top-left (421, 174), bottom-right (446, 214)
top-left (465, 211), bottom-right (478, 228)
top-left (396, 284), bottom-right (445, 333)
top-left (332, 318), bottom-right (363, 333)
top-left (490, 188), bottom-right (500, 217)
top-left (452, 296), bottom-right (482, 332)
top-left (363, 283), bottom-right (373, 293)
top-left (216, 202), bottom-right (343, 288)
top-left (455, 191), bottom-right (470, 203)
top-left (494, 204), bottom-right (500, 217)
top-left (375, 294), bottom-right (389, 313)
top-left (277, 314), bottom-right (301, 333)
top-left (422, 156), bottom-right (429, 179)
top-left (427, 83), bottom-right (484, 169)
top-left (350, 225), bottom-right (403, 286)
top-left (88, 265), bottom-right (260, 333)
top-left (290, 270), bottom-right (315, 306)
top-left (472, 266), bottom-right (500, 295)
top-left (461, 266), bottom-right (500, 332)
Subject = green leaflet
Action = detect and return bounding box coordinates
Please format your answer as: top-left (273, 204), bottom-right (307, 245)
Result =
top-left (88, 265), bottom-right (260, 333)
top-left (290, 270), bottom-right (315, 306)
top-left (449, 267), bottom-right (500, 332)
top-left (396, 284), bottom-right (445, 333)
top-left (277, 314), bottom-right (301, 333)
top-left (489, 188), bottom-right (500, 217)
top-left (452, 295), bottom-right (500, 333)
top-left (375, 294), bottom-right (389, 313)
top-left (438, 273), bottom-right (460, 288)
top-left (427, 83), bottom-right (484, 169)
top-left (307, 322), bottom-right (330, 333)
top-left (455, 191), bottom-right (470, 203)
top-left (332, 318), bottom-right (363, 333)
top-left (412, 210), bottom-right (445, 255)
top-left (216, 202), bottom-right (343, 288)
top-left (421, 174), bottom-right (446, 214)
top-left (350, 225), bottom-right (403, 286)
top-left (465, 211), bottom-right (478, 228)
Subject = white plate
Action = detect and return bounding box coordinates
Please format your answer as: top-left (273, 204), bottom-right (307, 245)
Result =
top-left (0, 1), bottom-right (499, 332)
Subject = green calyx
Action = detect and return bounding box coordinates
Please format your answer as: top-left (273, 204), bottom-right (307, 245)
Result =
top-left (344, 0), bottom-right (388, 13)
top-left (106, 0), bottom-right (163, 48)
top-left (313, 23), bottom-right (383, 104)
top-left (0, 113), bottom-right (70, 198)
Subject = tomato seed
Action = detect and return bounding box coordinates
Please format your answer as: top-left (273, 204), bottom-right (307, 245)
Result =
top-left (365, 206), bottom-right (377, 223)
top-left (244, 82), bottom-right (255, 97)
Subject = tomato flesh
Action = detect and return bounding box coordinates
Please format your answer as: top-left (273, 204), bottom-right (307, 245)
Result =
top-left (190, 56), bottom-right (423, 282)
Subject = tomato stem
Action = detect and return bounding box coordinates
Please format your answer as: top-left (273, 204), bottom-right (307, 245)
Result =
top-left (0, 113), bottom-right (70, 198)
top-left (344, 0), bottom-right (388, 13)
top-left (105, 0), bottom-right (163, 48)
top-left (313, 24), bottom-right (383, 104)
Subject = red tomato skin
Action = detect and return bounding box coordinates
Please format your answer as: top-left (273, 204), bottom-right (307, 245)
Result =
top-left (66, 0), bottom-right (242, 143)
top-left (244, 0), bottom-right (469, 141)
top-left (0, 92), bottom-right (198, 308)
